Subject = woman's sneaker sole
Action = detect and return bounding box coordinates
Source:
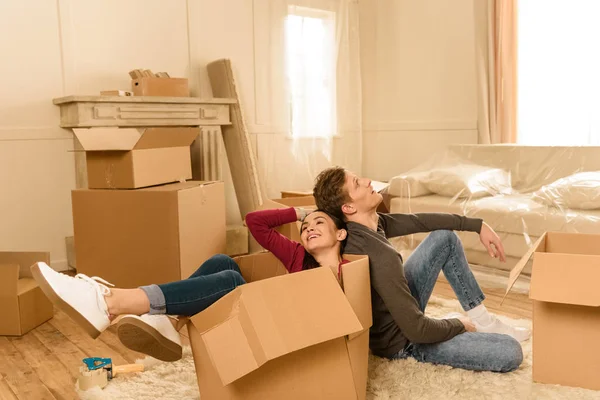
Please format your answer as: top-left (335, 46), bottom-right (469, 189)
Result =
top-left (117, 316), bottom-right (182, 362)
top-left (30, 263), bottom-right (102, 339)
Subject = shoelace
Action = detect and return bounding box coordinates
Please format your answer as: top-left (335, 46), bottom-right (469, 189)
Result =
top-left (74, 273), bottom-right (115, 309)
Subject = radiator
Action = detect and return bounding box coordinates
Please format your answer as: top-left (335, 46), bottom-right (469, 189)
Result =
top-left (192, 127), bottom-right (223, 181)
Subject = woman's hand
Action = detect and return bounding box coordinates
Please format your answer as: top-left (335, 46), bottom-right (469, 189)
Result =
top-left (479, 222), bottom-right (506, 262)
top-left (295, 207), bottom-right (308, 221)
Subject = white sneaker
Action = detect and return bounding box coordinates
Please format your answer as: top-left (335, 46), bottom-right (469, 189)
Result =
top-left (31, 262), bottom-right (112, 339)
top-left (474, 316), bottom-right (531, 342)
top-left (117, 314), bottom-right (182, 362)
top-left (442, 312), bottom-right (465, 320)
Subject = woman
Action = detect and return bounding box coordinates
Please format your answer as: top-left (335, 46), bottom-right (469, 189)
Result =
top-left (31, 207), bottom-right (348, 362)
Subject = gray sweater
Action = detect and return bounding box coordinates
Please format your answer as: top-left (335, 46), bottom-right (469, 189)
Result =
top-left (344, 213), bottom-right (483, 358)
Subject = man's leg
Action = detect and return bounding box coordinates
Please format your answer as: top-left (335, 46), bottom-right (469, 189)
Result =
top-left (403, 230), bottom-right (485, 313)
top-left (403, 230), bottom-right (530, 342)
top-left (408, 332), bottom-right (523, 372)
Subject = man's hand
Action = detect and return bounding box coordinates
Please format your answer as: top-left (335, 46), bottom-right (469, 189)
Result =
top-left (479, 222), bottom-right (506, 262)
top-left (456, 316), bottom-right (476, 332)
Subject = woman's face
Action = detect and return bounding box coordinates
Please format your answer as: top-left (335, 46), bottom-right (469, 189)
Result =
top-left (300, 211), bottom-right (346, 253)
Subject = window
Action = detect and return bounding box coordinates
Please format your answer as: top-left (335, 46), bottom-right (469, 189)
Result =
top-left (285, 6), bottom-right (336, 138)
top-left (518, 0), bottom-right (600, 145)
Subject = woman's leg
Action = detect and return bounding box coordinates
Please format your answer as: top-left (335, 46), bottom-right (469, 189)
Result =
top-left (105, 254), bottom-right (242, 316)
top-left (187, 254), bottom-right (241, 279)
top-left (157, 269), bottom-right (246, 316)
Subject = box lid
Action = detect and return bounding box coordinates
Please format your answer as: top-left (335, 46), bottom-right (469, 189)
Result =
top-left (73, 127), bottom-right (198, 151)
top-left (0, 252), bottom-right (50, 298)
top-left (192, 266), bottom-right (364, 386)
top-left (0, 252), bottom-right (50, 279)
top-left (529, 253), bottom-right (600, 306)
top-left (505, 232), bottom-right (600, 307)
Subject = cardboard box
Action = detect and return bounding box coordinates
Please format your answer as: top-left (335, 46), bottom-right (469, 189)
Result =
top-left (0, 252), bottom-right (53, 336)
top-left (187, 252), bottom-right (372, 400)
top-left (72, 181), bottom-right (226, 288)
top-left (73, 127), bottom-right (199, 189)
top-left (225, 225), bottom-right (248, 257)
top-left (132, 77), bottom-right (189, 97)
top-left (248, 196), bottom-right (317, 253)
top-left (506, 232), bottom-right (600, 390)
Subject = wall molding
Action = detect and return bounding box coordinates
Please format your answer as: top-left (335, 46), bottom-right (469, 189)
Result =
top-left (0, 126), bottom-right (73, 141)
top-left (364, 119), bottom-right (478, 132)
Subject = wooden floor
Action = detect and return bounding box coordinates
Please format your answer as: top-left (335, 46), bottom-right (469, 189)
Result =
top-left (0, 271), bottom-right (531, 400)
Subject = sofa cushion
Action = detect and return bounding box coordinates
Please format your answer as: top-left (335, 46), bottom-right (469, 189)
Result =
top-left (390, 194), bottom-right (600, 238)
top-left (388, 171), bottom-right (432, 198)
top-left (531, 171), bottom-right (600, 210)
top-left (423, 165), bottom-right (512, 199)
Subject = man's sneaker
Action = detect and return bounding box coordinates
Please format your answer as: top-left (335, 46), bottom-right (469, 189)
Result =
top-left (30, 262), bottom-right (112, 339)
top-left (117, 314), bottom-right (182, 362)
top-left (474, 316), bottom-right (531, 342)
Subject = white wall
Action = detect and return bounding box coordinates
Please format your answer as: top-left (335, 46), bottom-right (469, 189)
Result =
top-left (0, 0), bottom-right (480, 268)
top-left (0, 0), bottom-right (261, 270)
top-left (359, 0), bottom-right (478, 181)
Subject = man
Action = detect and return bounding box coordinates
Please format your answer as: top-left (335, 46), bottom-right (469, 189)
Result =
top-left (313, 167), bottom-right (529, 372)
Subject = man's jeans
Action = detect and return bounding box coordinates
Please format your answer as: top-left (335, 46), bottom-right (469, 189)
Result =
top-left (140, 254), bottom-right (246, 316)
top-left (390, 230), bottom-right (523, 373)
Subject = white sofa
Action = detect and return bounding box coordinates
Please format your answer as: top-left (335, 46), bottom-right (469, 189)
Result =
top-left (388, 144), bottom-right (600, 274)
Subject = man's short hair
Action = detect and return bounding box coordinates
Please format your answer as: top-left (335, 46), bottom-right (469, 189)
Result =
top-left (313, 166), bottom-right (348, 220)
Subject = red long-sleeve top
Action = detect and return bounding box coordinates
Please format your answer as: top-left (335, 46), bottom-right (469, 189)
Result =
top-left (245, 207), bottom-right (347, 276)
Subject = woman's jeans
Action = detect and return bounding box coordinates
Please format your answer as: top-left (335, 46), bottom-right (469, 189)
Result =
top-left (389, 230), bottom-right (523, 373)
top-left (140, 254), bottom-right (246, 316)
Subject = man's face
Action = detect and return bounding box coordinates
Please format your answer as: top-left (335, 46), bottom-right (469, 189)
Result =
top-left (342, 171), bottom-right (383, 215)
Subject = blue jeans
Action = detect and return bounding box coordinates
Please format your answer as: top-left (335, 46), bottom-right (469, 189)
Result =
top-left (140, 254), bottom-right (246, 316)
top-left (390, 230), bottom-right (523, 373)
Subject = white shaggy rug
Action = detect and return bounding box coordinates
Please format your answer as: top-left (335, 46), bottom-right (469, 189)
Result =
top-left (76, 297), bottom-right (600, 400)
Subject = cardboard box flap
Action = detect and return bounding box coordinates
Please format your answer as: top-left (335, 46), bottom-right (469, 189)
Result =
top-left (17, 278), bottom-right (38, 295)
top-left (530, 253), bottom-right (600, 307)
top-left (0, 263), bottom-right (19, 296)
top-left (133, 128), bottom-right (199, 150)
top-left (259, 197), bottom-right (316, 210)
top-left (200, 267), bottom-right (364, 385)
top-left (234, 252), bottom-right (289, 283)
top-left (73, 128), bottom-right (142, 151)
top-left (0, 251), bottom-right (50, 278)
top-left (340, 255), bottom-right (373, 339)
top-left (503, 234), bottom-right (546, 302)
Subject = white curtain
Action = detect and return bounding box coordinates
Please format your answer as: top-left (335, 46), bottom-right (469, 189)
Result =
top-left (254, 0), bottom-right (362, 198)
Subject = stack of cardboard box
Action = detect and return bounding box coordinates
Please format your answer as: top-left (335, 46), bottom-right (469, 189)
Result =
top-left (71, 126), bottom-right (226, 288)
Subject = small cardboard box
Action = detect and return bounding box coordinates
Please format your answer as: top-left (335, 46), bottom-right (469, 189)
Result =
top-left (188, 252), bottom-right (372, 400)
top-left (131, 77), bottom-right (189, 97)
top-left (248, 196), bottom-right (317, 253)
top-left (73, 127), bottom-right (199, 189)
top-left (506, 232), bottom-right (600, 390)
top-left (0, 252), bottom-right (53, 336)
top-left (72, 181), bottom-right (226, 288)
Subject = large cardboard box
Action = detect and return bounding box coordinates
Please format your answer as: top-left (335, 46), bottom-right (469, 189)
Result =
top-left (0, 252), bottom-right (53, 336)
top-left (132, 77), bottom-right (189, 97)
top-left (72, 181), bottom-right (226, 288)
top-left (73, 127), bottom-right (199, 189)
top-left (506, 232), bottom-right (600, 390)
top-left (188, 252), bottom-right (372, 400)
top-left (248, 196), bottom-right (317, 252)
